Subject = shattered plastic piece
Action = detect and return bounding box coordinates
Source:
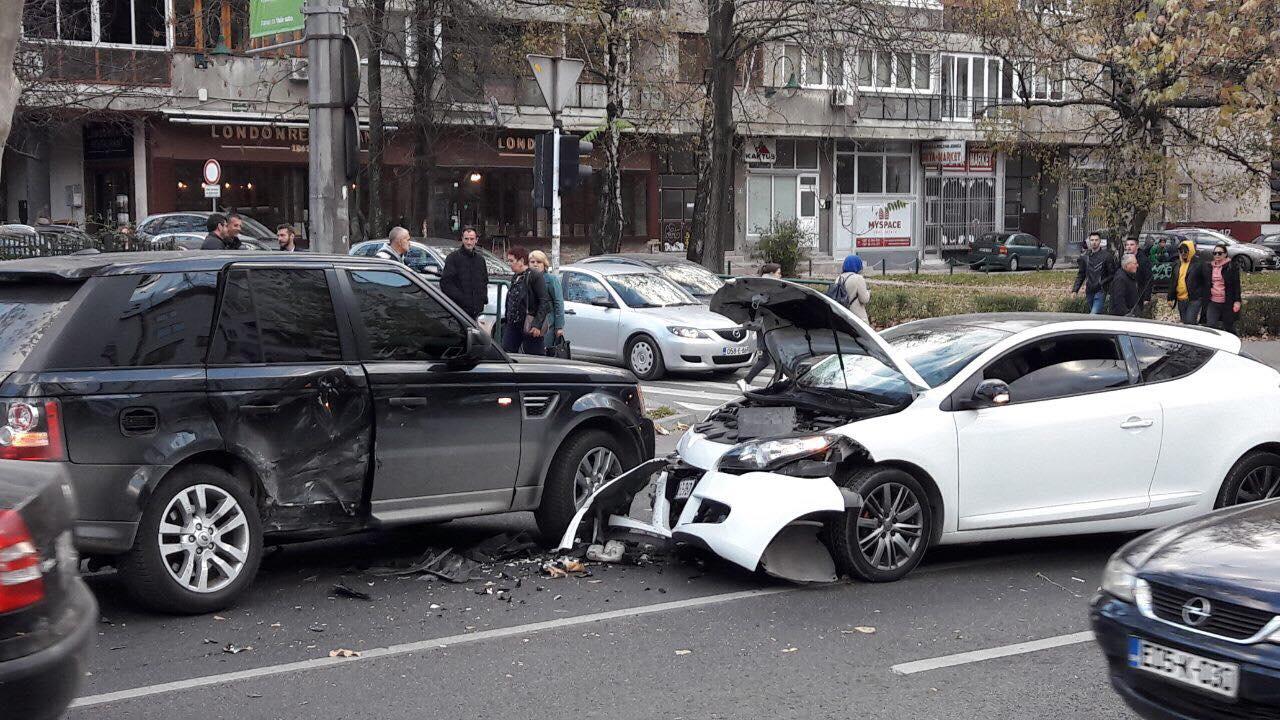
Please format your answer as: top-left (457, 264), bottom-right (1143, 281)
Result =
top-left (328, 649), bottom-right (361, 658)
top-left (308, 624), bottom-right (327, 633)
top-left (202, 638), bottom-right (219, 644)
top-left (223, 643), bottom-right (251, 654)
top-left (213, 615), bottom-right (228, 621)
top-left (586, 540), bottom-right (626, 564)
top-left (781, 647), bottom-right (798, 653)
top-left (423, 550), bottom-right (482, 584)
top-left (758, 523), bottom-right (838, 584)
top-left (332, 582), bottom-right (372, 601)
top-left (654, 424), bottom-right (670, 436)
top-left (841, 626), bottom-right (876, 635)
top-left (465, 532), bottom-right (540, 563)
top-left (674, 649), bottom-right (692, 656)
top-left (541, 557), bottom-right (591, 578)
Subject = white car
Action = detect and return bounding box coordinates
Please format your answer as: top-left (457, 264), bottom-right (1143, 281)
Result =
top-left (559, 263), bottom-right (754, 380)
top-left (563, 277), bottom-right (1280, 583)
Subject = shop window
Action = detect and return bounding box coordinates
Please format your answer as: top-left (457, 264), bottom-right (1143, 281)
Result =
top-left (25, 0), bottom-right (167, 45)
top-left (857, 156), bottom-right (884, 194)
top-left (747, 175), bottom-right (798, 235)
top-left (749, 139), bottom-right (819, 171)
top-left (886, 156), bottom-right (912, 194)
top-left (837, 144), bottom-right (913, 196)
top-left (836, 155), bottom-right (856, 194)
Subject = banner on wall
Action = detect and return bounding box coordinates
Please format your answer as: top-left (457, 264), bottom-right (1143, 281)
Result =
top-left (920, 140), bottom-right (966, 169)
top-left (249, 0), bottom-right (305, 38)
top-left (837, 200), bottom-right (914, 249)
top-left (743, 138), bottom-right (777, 163)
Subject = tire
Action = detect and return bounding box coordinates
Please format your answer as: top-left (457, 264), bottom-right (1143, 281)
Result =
top-left (1008, 255), bottom-right (1020, 272)
top-left (1044, 255), bottom-right (1056, 270)
top-left (625, 334), bottom-right (665, 381)
top-left (1215, 451), bottom-right (1280, 508)
top-left (119, 465), bottom-right (262, 614)
top-left (1235, 255), bottom-right (1253, 273)
top-left (826, 466), bottom-right (933, 583)
top-left (536, 429), bottom-right (631, 541)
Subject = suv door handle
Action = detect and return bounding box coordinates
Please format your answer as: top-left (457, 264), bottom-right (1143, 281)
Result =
top-left (1120, 417), bottom-right (1155, 429)
top-left (389, 397), bottom-right (428, 408)
top-left (240, 404), bottom-right (281, 414)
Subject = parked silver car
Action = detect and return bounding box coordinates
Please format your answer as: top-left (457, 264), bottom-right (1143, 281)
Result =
top-left (559, 262), bottom-right (753, 380)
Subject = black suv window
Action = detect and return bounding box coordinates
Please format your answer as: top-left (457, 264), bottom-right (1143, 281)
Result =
top-left (346, 270), bottom-right (465, 361)
top-left (0, 282), bottom-right (80, 371)
top-left (209, 268), bottom-right (342, 364)
top-left (983, 334), bottom-right (1129, 403)
top-left (1129, 336), bottom-right (1214, 383)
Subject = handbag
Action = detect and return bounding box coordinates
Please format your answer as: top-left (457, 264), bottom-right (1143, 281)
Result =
top-left (547, 336), bottom-right (571, 359)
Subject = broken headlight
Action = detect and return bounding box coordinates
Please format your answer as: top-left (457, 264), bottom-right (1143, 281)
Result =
top-left (716, 434), bottom-right (840, 475)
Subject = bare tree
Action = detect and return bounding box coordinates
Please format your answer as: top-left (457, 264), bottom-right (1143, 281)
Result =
top-left (0, 0), bottom-right (19, 180)
top-left (958, 0), bottom-right (1280, 239)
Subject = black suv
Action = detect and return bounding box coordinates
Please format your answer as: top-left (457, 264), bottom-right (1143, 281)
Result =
top-left (0, 252), bottom-right (653, 614)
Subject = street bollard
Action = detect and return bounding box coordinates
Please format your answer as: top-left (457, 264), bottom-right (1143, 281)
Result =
top-left (727, 260), bottom-right (732, 275)
top-left (950, 261), bottom-right (954, 275)
top-left (808, 258), bottom-right (812, 276)
top-left (915, 258), bottom-right (920, 274)
top-left (881, 258), bottom-right (886, 276)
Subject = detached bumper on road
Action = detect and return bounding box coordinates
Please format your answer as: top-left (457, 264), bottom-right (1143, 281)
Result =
top-left (0, 577), bottom-right (98, 720)
top-left (1091, 594), bottom-right (1280, 720)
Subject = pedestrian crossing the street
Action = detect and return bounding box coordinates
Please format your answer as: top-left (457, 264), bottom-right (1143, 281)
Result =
top-left (641, 369), bottom-right (775, 417)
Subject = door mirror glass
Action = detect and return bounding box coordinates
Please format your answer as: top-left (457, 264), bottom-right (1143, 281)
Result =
top-left (972, 379), bottom-right (1010, 407)
top-left (446, 327), bottom-right (489, 368)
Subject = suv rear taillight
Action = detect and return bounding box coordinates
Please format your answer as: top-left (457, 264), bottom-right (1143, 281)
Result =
top-left (0, 510), bottom-right (45, 612)
top-left (0, 399), bottom-right (65, 461)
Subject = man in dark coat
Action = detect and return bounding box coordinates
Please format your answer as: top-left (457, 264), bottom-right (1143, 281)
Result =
top-left (441, 227), bottom-right (489, 320)
top-left (1167, 239), bottom-right (1210, 324)
top-left (1123, 238), bottom-right (1152, 310)
top-left (1072, 232), bottom-right (1118, 314)
top-left (201, 213), bottom-right (244, 250)
top-left (1110, 254), bottom-right (1141, 317)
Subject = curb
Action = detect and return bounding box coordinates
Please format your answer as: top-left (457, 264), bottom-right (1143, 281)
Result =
top-left (651, 410), bottom-right (697, 435)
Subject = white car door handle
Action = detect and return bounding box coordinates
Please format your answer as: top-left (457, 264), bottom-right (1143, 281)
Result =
top-left (1120, 417), bottom-right (1155, 429)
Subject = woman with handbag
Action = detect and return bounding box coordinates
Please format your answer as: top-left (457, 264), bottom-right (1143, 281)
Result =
top-left (529, 250), bottom-right (569, 357)
top-left (501, 246), bottom-right (552, 354)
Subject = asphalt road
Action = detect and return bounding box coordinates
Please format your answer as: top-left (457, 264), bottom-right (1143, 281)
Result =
top-left (71, 370), bottom-right (1141, 720)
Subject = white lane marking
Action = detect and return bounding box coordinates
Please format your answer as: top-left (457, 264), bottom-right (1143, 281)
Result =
top-left (71, 587), bottom-right (795, 709)
top-left (890, 631), bottom-right (1096, 675)
top-left (641, 385), bottom-right (740, 402)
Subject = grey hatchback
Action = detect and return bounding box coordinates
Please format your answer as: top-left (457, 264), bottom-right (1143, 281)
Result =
top-left (967, 232), bottom-right (1055, 271)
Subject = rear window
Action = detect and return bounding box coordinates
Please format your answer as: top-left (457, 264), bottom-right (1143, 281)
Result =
top-left (0, 282), bottom-right (79, 370)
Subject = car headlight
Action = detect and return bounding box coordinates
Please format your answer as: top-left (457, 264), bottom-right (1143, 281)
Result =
top-left (1100, 555), bottom-right (1138, 603)
top-left (667, 326), bottom-right (707, 339)
top-left (717, 434), bottom-right (838, 473)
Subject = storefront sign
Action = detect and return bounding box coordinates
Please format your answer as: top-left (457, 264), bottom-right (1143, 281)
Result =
top-left (249, 0), bottom-right (304, 38)
top-left (210, 124), bottom-right (309, 153)
top-left (743, 138), bottom-right (777, 163)
top-left (845, 201), bottom-right (914, 249)
top-left (494, 134), bottom-right (536, 156)
top-left (84, 123), bottom-right (133, 160)
top-left (966, 145), bottom-right (995, 172)
top-left (920, 140), bottom-right (966, 169)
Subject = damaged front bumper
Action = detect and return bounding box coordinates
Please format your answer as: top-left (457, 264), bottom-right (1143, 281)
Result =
top-left (558, 453), bottom-right (861, 584)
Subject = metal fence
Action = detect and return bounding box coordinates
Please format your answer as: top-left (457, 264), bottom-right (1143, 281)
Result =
top-left (0, 231), bottom-right (176, 261)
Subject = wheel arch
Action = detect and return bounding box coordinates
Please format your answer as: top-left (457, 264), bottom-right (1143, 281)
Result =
top-left (1216, 443), bottom-right (1280, 507)
top-left (139, 450), bottom-right (265, 512)
top-left (528, 411), bottom-right (646, 508)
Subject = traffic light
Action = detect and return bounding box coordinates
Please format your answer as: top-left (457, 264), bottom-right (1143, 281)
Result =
top-left (341, 36), bottom-right (361, 180)
top-left (559, 134), bottom-right (593, 192)
top-left (533, 132), bottom-right (555, 209)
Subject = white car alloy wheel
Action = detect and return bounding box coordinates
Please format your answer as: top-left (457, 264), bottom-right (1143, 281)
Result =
top-left (158, 484), bottom-right (251, 593)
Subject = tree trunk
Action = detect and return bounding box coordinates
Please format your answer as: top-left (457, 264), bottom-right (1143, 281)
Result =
top-left (0, 0), bottom-right (22, 181)
top-left (365, 0), bottom-right (387, 238)
top-left (687, 104), bottom-right (713, 264)
top-left (408, 0), bottom-right (440, 234)
top-left (594, 10), bottom-right (625, 256)
top-left (700, 0), bottom-right (736, 273)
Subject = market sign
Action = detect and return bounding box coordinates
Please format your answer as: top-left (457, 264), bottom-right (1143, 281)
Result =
top-left (920, 140), bottom-right (966, 169)
top-left (743, 138), bottom-right (777, 163)
top-left (840, 200), bottom-right (914, 249)
top-left (966, 145), bottom-right (995, 172)
top-left (249, 0), bottom-right (304, 38)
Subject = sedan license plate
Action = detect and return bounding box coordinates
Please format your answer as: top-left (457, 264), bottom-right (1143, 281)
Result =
top-left (1128, 637), bottom-right (1239, 698)
top-left (675, 478), bottom-right (697, 500)
top-left (720, 346), bottom-right (751, 357)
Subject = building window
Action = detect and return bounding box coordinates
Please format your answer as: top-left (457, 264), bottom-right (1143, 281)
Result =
top-left (836, 141), bottom-right (914, 196)
top-left (855, 50), bottom-right (931, 93)
top-left (747, 175), bottom-right (799, 235)
top-left (780, 44), bottom-right (844, 88)
top-left (350, 9), bottom-right (419, 65)
top-left (747, 138), bottom-right (820, 170)
top-left (24, 0), bottom-right (169, 46)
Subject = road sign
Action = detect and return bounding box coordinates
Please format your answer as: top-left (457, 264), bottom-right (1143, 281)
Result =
top-left (526, 55), bottom-right (584, 115)
top-left (249, 0), bottom-right (305, 38)
top-left (202, 159), bottom-right (222, 186)
top-left (203, 183), bottom-right (222, 198)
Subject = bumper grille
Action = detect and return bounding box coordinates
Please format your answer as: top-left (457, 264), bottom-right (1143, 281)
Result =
top-left (714, 328), bottom-right (748, 342)
top-left (1148, 581), bottom-right (1277, 641)
top-left (711, 355), bottom-right (749, 365)
top-left (1127, 673), bottom-right (1280, 720)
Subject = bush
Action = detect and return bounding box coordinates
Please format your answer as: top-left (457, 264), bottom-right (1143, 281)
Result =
top-left (971, 294), bottom-right (1040, 313)
top-left (1057, 296), bottom-right (1089, 314)
top-left (1237, 296), bottom-right (1280, 337)
top-left (750, 219), bottom-right (811, 277)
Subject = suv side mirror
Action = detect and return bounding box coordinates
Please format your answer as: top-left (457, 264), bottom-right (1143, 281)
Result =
top-left (970, 379), bottom-right (1011, 408)
top-left (447, 327), bottom-right (489, 368)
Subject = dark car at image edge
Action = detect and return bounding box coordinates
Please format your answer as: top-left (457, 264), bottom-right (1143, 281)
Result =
top-left (1091, 497), bottom-right (1280, 720)
top-left (0, 251), bottom-right (653, 614)
top-left (0, 465), bottom-right (97, 720)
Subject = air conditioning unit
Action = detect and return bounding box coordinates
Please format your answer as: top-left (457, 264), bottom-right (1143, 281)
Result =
top-left (288, 58), bottom-right (309, 82)
top-left (830, 87), bottom-right (853, 107)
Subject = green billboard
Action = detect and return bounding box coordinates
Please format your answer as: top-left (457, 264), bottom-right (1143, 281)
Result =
top-left (249, 0), bottom-right (305, 38)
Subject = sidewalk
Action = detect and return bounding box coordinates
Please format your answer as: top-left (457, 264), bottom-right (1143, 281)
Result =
top-left (1242, 340), bottom-right (1280, 369)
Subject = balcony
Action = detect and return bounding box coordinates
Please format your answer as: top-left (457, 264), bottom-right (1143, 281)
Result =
top-left (19, 42), bottom-right (171, 86)
top-left (855, 93), bottom-right (1006, 122)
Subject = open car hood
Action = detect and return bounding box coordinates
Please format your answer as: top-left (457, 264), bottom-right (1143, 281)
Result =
top-left (709, 277), bottom-right (930, 390)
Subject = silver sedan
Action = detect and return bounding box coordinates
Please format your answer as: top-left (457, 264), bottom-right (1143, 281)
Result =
top-left (558, 262), bottom-right (754, 380)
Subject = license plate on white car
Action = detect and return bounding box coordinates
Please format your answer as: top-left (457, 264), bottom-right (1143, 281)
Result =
top-left (675, 478), bottom-right (697, 500)
top-left (720, 346), bottom-right (751, 357)
top-left (1128, 637), bottom-right (1239, 698)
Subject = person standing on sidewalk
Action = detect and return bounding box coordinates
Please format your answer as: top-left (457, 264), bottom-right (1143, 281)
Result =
top-left (1206, 242), bottom-right (1242, 335)
top-left (276, 224), bottom-right (300, 251)
top-left (837, 255), bottom-right (872, 322)
top-left (501, 246), bottom-right (551, 355)
top-left (1168, 239), bottom-right (1209, 324)
top-left (200, 213), bottom-right (244, 250)
top-left (440, 227), bottom-right (489, 320)
top-left (1072, 233), bottom-right (1116, 314)
top-left (376, 227), bottom-right (412, 264)
top-left (1124, 238), bottom-right (1152, 313)
top-left (1109, 254), bottom-right (1141, 317)
top-left (528, 250), bottom-right (565, 351)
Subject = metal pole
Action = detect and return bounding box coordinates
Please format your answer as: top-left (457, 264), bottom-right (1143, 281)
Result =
top-left (303, 3), bottom-right (349, 255)
top-left (551, 123), bottom-right (561, 268)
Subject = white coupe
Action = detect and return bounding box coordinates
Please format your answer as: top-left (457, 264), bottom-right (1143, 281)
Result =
top-left (563, 277), bottom-right (1280, 583)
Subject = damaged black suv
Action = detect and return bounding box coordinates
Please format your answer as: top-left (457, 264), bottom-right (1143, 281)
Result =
top-left (0, 252), bottom-right (653, 614)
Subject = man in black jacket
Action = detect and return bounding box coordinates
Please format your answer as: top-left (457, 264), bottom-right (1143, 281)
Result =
top-left (441, 227), bottom-right (489, 320)
top-left (501, 246), bottom-right (551, 354)
top-left (1110, 254), bottom-right (1141, 317)
top-left (1167, 239), bottom-right (1210, 324)
top-left (1123, 238), bottom-right (1152, 311)
top-left (1072, 233), bottom-right (1117, 314)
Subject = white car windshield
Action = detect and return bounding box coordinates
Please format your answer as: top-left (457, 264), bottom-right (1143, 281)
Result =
top-left (658, 264), bottom-right (724, 296)
top-left (797, 324), bottom-right (1010, 402)
top-left (606, 273), bottom-right (697, 308)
